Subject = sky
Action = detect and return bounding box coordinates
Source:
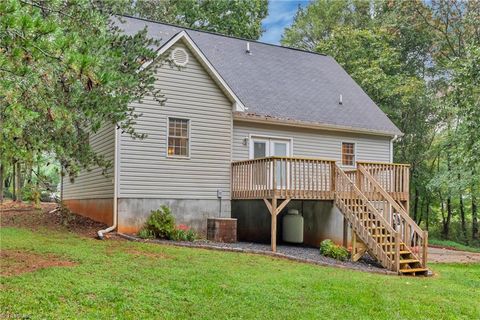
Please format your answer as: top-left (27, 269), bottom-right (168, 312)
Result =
top-left (260, 0), bottom-right (311, 45)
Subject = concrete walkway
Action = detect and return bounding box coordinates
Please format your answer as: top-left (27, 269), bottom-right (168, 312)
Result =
top-left (428, 247), bottom-right (480, 263)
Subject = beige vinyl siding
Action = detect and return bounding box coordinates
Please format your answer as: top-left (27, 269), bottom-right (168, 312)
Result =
top-left (63, 125), bottom-right (115, 199)
top-left (233, 121), bottom-right (391, 164)
top-left (118, 42), bottom-right (233, 200)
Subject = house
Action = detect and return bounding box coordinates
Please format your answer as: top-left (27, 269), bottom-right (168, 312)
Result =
top-left (62, 16), bottom-right (428, 274)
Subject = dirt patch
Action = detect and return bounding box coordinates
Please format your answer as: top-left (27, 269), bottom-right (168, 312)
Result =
top-left (0, 249), bottom-right (77, 276)
top-left (428, 247), bottom-right (480, 263)
top-left (1, 200), bottom-right (107, 238)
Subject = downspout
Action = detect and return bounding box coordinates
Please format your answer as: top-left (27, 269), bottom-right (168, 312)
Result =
top-left (390, 135), bottom-right (398, 163)
top-left (97, 126), bottom-right (119, 239)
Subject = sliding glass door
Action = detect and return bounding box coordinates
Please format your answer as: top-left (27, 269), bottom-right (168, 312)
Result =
top-left (251, 137), bottom-right (291, 189)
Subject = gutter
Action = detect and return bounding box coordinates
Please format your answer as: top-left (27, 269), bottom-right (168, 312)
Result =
top-left (233, 112), bottom-right (403, 138)
top-left (390, 135), bottom-right (399, 163)
top-left (97, 126), bottom-right (119, 239)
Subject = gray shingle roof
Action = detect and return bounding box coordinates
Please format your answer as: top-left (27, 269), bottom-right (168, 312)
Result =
top-left (116, 16), bottom-right (402, 136)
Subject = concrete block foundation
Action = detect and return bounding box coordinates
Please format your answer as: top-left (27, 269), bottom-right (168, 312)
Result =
top-left (231, 200), bottom-right (351, 248)
top-left (117, 198), bottom-right (231, 235)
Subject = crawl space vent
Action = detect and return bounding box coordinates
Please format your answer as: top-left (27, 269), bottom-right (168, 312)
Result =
top-left (171, 48), bottom-right (189, 66)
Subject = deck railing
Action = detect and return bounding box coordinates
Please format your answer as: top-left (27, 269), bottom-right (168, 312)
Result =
top-left (357, 165), bottom-right (427, 268)
top-left (231, 156), bottom-right (336, 200)
top-left (357, 162), bottom-right (410, 201)
top-left (334, 164), bottom-right (398, 271)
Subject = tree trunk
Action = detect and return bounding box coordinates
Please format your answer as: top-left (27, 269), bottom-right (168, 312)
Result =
top-left (442, 154), bottom-right (453, 239)
top-left (0, 162), bottom-right (3, 203)
top-left (15, 161), bottom-right (22, 202)
top-left (426, 202), bottom-right (430, 231)
top-left (473, 193), bottom-right (479, 241)
top-left (413, 187), bottom-right (419, 222)
top-left (459, 194), bottom-right (467, 243)
top-left (440, 193), bottom-right (446, 232)
top-left (442, 196), bottom-right (452, 239)
top-left (12, 162), bottom-right (16, 201)
top-left (417, 198), bottom-right (424, 226)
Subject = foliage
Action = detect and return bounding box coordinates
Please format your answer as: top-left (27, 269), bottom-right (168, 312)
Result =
top-left (128, 0), bottom-right (268, 40)
top-left (1, 0), bottom-right (268, 202)
top-left (3, 227), bottom-right (480, 318)
top-left (139, 207), bottom-right (196, 241)
top-left (137, 228), bottom-right (154, 239)
top-left (171, 224), bottom-right (196, 242)
top-left (140, 206), bottom-right (176, 239)
top-left (319, 239), bottom-right (349, 261)
top-left (429, 238), bottom-right (480, 253)
top-left (0, 0), bottom-right (162, 183)
top-left (282, 0), bottom-right (480, 245)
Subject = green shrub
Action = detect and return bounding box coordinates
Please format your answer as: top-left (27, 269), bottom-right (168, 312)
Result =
top-left (140, 206), bottom-right (176, 239)
top-left (185, 229), bottom-right (196, 242)
top-left (137, 228), bottom-right (155, 239)
top-left (170, 225), bottom-right (197, 242)
top-left (319, 239), bottom-right (349, 261)
top-left (138, 206), bottom-right (197, 242)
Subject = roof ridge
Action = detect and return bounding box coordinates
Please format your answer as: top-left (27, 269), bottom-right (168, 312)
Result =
top-left (116, 14), bottom-right (327, 57)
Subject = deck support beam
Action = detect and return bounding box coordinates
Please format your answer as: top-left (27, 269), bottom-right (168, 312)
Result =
top-left (264, 197), bottom-right (291, 252)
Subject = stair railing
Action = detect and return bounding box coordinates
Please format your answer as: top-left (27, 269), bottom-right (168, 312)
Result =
top-left (334, 165), bottom-right (401, 272)
top-left (357, 164), bottom-right (428, 268)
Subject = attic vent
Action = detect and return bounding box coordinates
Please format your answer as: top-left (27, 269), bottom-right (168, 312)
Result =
top-left (171, 48), bottom-right (189, 66)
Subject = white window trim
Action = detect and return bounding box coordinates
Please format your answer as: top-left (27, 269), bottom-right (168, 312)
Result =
top-left (340, 141), bottom-right (357, 167)
top-left (166, 117), bottom-right (191, 159)
top-left (248, 134), bottom-right (293, 159)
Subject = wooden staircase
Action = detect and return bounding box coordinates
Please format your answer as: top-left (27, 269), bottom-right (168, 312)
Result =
top-left (334, 164), bottom-right (428, 275)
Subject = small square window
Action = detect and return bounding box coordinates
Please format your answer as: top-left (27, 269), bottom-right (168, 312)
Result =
top-left (168, 118), bottom-right (189, 157)
top-left (342, 142), bottom-right (355, 166)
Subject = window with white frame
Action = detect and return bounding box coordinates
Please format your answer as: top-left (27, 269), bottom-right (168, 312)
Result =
top-left (168, 118), bottom-right (189, 157)
top-left (342, 142), bottom-right (355, 166)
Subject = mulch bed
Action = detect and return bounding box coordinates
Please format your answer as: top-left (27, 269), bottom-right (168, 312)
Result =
top-left (0, 249), bottom-right (77, 277)
top-left (1, 200), bottom-right (107, 238)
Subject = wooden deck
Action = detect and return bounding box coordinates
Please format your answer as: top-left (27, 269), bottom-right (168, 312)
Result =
top-left (231, 157), bottom-right (410, 203)
top-left (231, 156), bottom-right (427, 274)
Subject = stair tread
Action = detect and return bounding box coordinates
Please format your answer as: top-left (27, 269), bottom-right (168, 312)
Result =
top-left (400, 259), bottom-right (420, 264)
top-left (400, 268), bottom-right (428, 273)
top-left (386, 250), bottom-right (410, 255)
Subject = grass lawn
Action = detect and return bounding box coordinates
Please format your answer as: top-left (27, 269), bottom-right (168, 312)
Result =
top-left (429, 238), bottom-right (480, 253)
top-left (1, 227), bottom-right (479, 319)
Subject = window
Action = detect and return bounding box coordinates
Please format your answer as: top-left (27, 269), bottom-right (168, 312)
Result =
top-left (342, 142), bottom-right (355, 166)
top-left (168, 118), bottom-right (189, 157)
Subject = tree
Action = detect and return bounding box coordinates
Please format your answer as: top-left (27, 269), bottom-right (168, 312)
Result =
top-left (282, 0), bottom-right (480, 245)
top-left (129, 0), bottom-right (268, 40)
top-left (282, 0), bottom-right (377, 51)
top-left (0, 0), bottom-right (162, 189)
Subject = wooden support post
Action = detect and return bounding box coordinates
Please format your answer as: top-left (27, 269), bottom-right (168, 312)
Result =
top-left (395, 231), bottom-right (401, 273)
top-left (271, 197), bottom-right (277, 252)
top-left (423, 230), bottom-right (428, 267)
top-left (264, 197), bottom-right (291, 252)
